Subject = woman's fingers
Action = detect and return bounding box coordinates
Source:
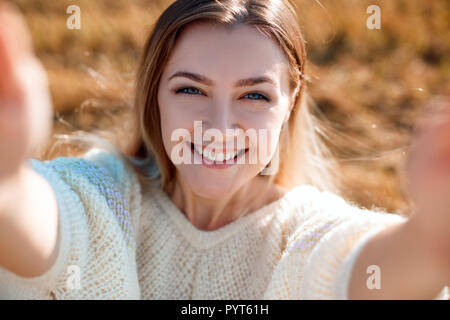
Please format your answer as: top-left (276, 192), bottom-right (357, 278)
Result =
top-left (408, 98), bottom-right (450, 185)
top-left (0, 2), bottom-right (52, 177)
top-left (0, 1), bottom-right (31, 101)
top-left (406, 97), bottom-right (450, 260)
top-left (406, 98), bottom-right (450, 214)
top-left (0, 1), bottom-right (33, 58)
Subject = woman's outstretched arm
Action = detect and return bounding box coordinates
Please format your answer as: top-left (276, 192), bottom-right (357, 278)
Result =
top-left (349, 100), bottom-right (450, 299)
top-left (0, 3), bottom-right (58, 278)
top-left (0, 166), bottom-right (59, 278)
top-left (348, 217), bottom-right (449, 299)
top-left (0, 4), bottom-right (141, 300)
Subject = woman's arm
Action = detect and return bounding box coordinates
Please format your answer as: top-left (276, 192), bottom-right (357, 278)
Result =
top-left (349, 99), bottom-right (450, 299)
top-left (348, 217), bottom-right (449, 299)
top-left (0, 165), bottom-right (59, 278)
top-left (0, 3), bottom-right (58, 278)
top-left (0, 4), bottom-right (141, 299)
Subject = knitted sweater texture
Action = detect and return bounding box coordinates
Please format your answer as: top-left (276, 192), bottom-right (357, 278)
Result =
top-left (0, 148), bottom-right (448, 299)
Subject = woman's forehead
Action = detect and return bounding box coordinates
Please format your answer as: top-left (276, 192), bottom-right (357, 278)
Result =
top-left (164, 22), bottom-right (290, 86)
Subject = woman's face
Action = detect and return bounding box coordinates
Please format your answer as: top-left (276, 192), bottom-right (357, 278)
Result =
top-left (157, 22), bottom-right (295, 198)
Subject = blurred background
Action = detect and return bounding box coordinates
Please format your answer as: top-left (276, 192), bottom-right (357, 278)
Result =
top-left (9, 0), bottom-right (450, 215)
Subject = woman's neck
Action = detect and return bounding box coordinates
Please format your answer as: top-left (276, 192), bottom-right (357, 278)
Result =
top-left (169, 174), bottom-right (286, 231)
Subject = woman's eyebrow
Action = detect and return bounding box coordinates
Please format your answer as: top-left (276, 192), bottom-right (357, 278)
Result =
top-left (168, 71), bottom-right (278, 87)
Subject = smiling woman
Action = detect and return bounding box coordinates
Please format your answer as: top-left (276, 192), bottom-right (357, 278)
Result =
top-left (135, 1), bottom-right (337, 201)
top-left (132, 0), bottom-right (342, 232)
top-left (156, 21), bottom-right (301, 218)
top-left (0, 0), bottom-right (449, 300)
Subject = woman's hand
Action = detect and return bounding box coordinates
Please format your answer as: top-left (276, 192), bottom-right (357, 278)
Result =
top-left (0, 2), bottom-right (53, 180)
top-left (349, 98), bottom-right (450, 300)
top-left (406, 97), bottom-right (450, 275)
top-left (0, 3), bottom-right (59, 278)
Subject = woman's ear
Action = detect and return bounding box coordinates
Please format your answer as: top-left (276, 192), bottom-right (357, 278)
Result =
top-left (290, 83), bottom-right (301, 107)
top-left (281, 108), bottom-right (292, 130)
top-left (284, 84), bottom-right (300, 123)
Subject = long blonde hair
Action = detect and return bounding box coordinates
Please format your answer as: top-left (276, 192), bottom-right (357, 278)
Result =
top-left (48, 0), bottom-right (340, 196)
top-left (132, 0), bottom-right (339, 195)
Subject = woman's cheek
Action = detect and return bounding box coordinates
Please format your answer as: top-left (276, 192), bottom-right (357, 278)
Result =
top-left (251, 127), bottom-right (282, 167)
top-left (160, 118), bottom-right (187, 159)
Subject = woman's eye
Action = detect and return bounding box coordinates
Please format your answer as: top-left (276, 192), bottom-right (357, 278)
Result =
top-left (243, 92), bottom-right (270, 102)
top-left (174, 88), bottom-right (269, 102)
top-left (175, 87), bottom-right (203, 95)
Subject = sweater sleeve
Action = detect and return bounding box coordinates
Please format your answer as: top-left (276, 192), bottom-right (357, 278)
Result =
top-left (0, 148), bottom-right (142, 299)
top-left (270, 189), bottom-right (449, 300)
top-left (298, 205), bottom-right (407, 300)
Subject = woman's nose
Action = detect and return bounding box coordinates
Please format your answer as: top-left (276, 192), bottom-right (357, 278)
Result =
top-left (201, 100), bottom-right (242, 145)
top-left (205, 99), bottom-right (238, 133)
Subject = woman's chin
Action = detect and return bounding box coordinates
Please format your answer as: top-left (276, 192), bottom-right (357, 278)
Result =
top-left (185, 179), bottom-right (238, 199)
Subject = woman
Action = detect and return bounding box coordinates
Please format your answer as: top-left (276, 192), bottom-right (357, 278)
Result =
top-left (0, 0), bottom-right (448, 299)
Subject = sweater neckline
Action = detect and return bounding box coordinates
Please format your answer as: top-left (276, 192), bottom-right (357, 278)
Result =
top-left (152, 181), bottom-right (308, 250)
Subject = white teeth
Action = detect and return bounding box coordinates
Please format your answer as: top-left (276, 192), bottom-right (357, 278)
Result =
top-left (192, 143), bottom-right (246, 162)
top-left (225, 152), bottom-right (234, 161)
top-left (216, 153), bottom-right (224, 162)
top-left (193, 144), bottom-right (203, 155)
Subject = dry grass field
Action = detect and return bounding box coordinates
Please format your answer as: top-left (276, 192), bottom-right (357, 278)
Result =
top-left (10, 0), bottom-right (450, 215)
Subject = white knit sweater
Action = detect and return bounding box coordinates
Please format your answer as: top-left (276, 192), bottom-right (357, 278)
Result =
top-left (0, 148), bottom-right (448, 300)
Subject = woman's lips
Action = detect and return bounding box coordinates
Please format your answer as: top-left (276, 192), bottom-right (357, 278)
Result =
top-left (187, 141), bottom-right (248, 168)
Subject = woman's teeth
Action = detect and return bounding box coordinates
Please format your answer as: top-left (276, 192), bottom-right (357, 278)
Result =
top-left (193, 144), bottom-right (246, 162)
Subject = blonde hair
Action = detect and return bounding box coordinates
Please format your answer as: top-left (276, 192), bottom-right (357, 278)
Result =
top-left (49, 0), bottom-right (340, 196)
